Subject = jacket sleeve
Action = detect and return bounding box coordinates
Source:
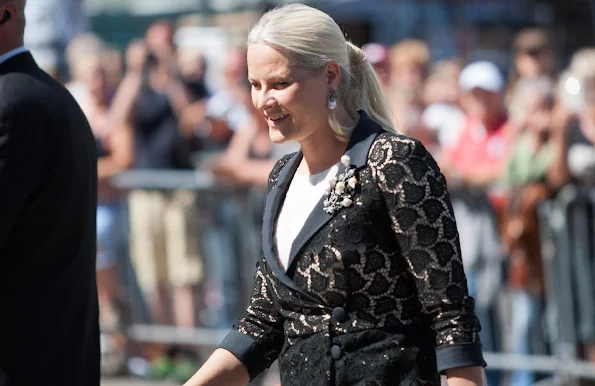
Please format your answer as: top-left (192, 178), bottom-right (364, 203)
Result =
top-left (370, 134), bottom-right (486, 372)
top-left (218, 155), bottom-right (293, 380)
top-left (0, 100), bottom-right (47, 252)
top-left (218, 258), bottom-right (285, 381)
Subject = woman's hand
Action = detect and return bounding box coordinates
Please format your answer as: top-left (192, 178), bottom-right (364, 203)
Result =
top-left (445, 366), bottom-right (486, 386)
top-left (183, 348), bottom-right (249, 386)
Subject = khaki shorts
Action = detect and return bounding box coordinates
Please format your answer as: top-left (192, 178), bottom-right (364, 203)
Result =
top-left (128, 189), bottom-right (203, 293)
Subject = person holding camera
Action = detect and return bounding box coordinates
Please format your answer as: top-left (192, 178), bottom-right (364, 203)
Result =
top-left (110, 21), bottom-right (205, 381)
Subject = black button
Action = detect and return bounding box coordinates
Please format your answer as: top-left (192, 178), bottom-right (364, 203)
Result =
top-left (331, 344), bottom-right (342, 360)
top-left (332, 307), bottom-right (347, 323)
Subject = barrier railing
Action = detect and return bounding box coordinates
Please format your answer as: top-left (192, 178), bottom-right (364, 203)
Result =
top-left (107, 171), bottom-right (595, 382)
top-left (108, 169), bottom-right (263, 347)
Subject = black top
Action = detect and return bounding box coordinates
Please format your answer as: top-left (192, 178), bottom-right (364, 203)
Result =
top-left (132, 74), bottom-right (204, 170)
top-left (0, 53), bottom-right (100, 386)
top-left (133, 82), bottom-right (187, 169)
top-left (219, 111), bottom-right (486, 385)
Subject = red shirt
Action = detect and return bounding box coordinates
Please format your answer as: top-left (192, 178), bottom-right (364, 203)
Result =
top-left (446, 115), bottom-right (509, 176)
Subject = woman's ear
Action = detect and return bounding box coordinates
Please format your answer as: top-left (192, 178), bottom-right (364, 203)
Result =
top-left (326, 61), bottom-right (341, 90)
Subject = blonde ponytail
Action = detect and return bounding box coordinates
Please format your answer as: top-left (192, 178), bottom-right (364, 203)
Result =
top-left (345, 42), bottom-right (396, 133)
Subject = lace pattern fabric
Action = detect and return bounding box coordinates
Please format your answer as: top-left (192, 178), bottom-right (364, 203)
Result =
top-left (224, 130), bottom-right (484, 385)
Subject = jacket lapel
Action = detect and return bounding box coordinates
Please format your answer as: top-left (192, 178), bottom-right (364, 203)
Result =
top-left (262, 111), bottom-right (386, 298)
top-left (286, 111), bottom-right (385, 270)
top-left (262, 150), bottom-right (307, 294)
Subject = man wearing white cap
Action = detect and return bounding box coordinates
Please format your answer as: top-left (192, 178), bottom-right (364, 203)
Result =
top-left (440, 60), bottom-right (510, 386)
top-left (444, 60), bottom-right (510, 186)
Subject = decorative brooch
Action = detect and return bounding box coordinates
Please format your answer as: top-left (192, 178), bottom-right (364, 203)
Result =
top-left (323, 155), bottom-right (358, 215)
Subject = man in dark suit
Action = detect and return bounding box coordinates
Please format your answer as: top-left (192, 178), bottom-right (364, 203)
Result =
top-left (0, 1), bottom-right (100, 385)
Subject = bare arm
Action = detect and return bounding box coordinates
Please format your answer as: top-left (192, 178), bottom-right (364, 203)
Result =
top-left (183, 348), bottom-right (249, 386)
top-left (446, 366), bottom-right (486, 386)
top-left (156, 50), bottom-right (196, 127)
top-left (108, 72), bottom-right (143, 125)
top-left (97, 122), bottom-right (133, 180)
top-left (210, 122), bottom-right (276, 187)
top-left (166, 74), bottom-right (195, 125)
top-left (222, 123), bottom-right (256, 160)
top-left (223, 159), bottom-right (277, 187)
top-left (179, 100), bottom-right (208, 138)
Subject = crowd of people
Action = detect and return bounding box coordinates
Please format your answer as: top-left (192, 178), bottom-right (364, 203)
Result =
top-left (48, 13), bottom-right (595, 386)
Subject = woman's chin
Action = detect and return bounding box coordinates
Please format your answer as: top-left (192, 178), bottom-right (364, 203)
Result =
top-left (268, 127), bottom-right (292, 144)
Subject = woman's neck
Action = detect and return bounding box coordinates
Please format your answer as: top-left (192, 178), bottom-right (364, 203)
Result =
top-left (299, 107), bottom-right (357, 175)
top-left (300, 135), bottom-right (346, 175)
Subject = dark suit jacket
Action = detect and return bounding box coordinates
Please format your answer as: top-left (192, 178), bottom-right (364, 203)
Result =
top-left (0, 52), bottom-right (100, 386)
top-left (219, 111), bottom-right (486, 385)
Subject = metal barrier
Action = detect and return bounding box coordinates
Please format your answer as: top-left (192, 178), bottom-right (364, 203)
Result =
top-left (529, 185), bottom-right (595, 383)
top-left (469, 185), bottom-right (595, 384)
top-left (107, 171), bottom-right (595, 382)
top-left (108, 169), bottom-right (265, 340)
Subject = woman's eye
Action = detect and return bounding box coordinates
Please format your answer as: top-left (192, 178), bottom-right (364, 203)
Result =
top-left (274, 81), bottom-right (289, 89)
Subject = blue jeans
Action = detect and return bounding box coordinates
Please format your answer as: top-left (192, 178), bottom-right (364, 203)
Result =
top-left (96, 202), bottom-right (127, 270)
top-left (200, 198), bottom-right (242, 328)
top-left (97, 201), bottom-right (151, 324)
top-left (467, 272), bottom-right (501, 386)
top-left (510, 290), bottom-right (538, 386)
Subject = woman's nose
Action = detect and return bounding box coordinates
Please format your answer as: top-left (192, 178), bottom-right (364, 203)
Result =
top-left (256, 89), bottom-right (276, 111)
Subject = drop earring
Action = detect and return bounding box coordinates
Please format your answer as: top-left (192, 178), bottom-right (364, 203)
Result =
top-left (328, 88), bottom-right (337, 110)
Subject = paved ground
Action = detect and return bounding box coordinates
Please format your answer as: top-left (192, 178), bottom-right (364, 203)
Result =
top-left (102, 378), bottom-right (178, 386)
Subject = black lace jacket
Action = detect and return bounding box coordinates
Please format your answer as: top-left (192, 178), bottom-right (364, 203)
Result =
top-left (219, 111), bottom-right (486, 385)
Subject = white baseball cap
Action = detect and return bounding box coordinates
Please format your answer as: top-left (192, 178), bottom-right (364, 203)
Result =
top-left (458, 61), bottom-right (504, 93)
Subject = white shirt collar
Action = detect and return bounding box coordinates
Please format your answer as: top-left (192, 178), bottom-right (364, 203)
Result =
top-left (0, 46), bottom-right (28, 66)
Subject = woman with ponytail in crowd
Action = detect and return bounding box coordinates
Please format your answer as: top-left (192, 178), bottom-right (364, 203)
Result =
top-left (184, 4), bottom-right (487, 386)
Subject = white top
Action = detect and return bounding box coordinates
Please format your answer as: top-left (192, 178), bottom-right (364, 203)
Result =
top-left (275, 161), bottom-right (339, 270)
top-left (0, 46), bottom-right (27, 66)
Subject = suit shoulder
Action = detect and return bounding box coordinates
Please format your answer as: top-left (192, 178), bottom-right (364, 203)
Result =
top-left (368, 131), bottom-right (440, 173)
top-left (0, 71), bottom-right (56, 110)
top-left (268, 152), bottom-right (296, 191)
top-left (0, 75), bottom-right (51, 122)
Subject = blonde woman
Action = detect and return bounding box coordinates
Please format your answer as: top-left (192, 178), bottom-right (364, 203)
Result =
top-left (185, 4), bottom-right (486, 386)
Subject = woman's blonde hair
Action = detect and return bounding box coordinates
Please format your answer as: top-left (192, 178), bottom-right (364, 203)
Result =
top-left (247, 3), bottom-right (396, 139)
